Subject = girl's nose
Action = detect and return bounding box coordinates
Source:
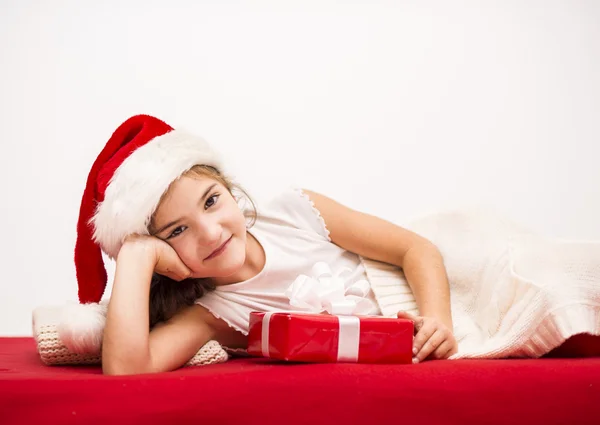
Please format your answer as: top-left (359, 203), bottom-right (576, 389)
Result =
top-left (195, 218), bottom-right (222, 247)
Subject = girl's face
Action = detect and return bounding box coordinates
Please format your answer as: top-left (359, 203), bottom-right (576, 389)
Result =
top-left (150, 175), bottom-right (248, 282)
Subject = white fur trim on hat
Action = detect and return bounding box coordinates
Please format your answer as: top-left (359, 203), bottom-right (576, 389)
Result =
top-left (90, 129), bottom-right (223, 259)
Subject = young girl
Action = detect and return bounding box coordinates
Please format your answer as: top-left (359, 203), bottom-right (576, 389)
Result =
top-left (65, 114), bottom-right (600, 375)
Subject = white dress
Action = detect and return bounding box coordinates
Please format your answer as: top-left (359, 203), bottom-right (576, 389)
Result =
top-left (195, 186), bottom-right (419, 335)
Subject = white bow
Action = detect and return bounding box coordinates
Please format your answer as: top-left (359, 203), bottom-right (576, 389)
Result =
top-left (285, 262), bottom-right (377, 316)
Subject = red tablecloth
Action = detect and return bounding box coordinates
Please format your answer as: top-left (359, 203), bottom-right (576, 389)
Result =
top-left (1, 337), bottom-right (600, 425)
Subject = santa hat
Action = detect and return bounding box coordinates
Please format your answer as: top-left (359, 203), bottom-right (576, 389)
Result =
top-left (58, 114), bottom-right (223, 354)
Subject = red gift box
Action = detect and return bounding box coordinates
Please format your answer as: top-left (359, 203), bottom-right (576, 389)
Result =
top-left (247, 311), bottom-right (413, 363)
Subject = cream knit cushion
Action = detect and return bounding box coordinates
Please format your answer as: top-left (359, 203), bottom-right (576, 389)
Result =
top-left (32, 305), bottom-right (229, 367)
top-left (34, 324), bottom-right (228, 366)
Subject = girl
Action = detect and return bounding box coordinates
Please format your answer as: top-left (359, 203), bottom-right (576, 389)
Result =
top-left (66, 114), bottom-right (600, 375)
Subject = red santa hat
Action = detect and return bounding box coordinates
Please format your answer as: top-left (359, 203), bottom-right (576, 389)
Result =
top-left (58, 114), bottom-right (223, 354)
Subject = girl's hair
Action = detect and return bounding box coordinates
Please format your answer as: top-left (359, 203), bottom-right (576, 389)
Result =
top-left (148, 164), bottom-right (257, 329)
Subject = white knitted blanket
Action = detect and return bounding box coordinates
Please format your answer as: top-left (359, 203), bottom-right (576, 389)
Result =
top-left (401, 207), bottom-right (600, 359)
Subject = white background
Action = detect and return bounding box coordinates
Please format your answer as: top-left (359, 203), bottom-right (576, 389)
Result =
top-left (1, 0), bottom-right (599, 336)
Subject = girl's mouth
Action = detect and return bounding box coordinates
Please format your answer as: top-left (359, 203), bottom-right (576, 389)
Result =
top-left (205, 236), bottom-right (232, 260)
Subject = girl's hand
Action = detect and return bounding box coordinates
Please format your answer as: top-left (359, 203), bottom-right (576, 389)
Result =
top-left (396, 311), bottom-right (458, 363)
top-left (121, 234), bottom-right (192, 282)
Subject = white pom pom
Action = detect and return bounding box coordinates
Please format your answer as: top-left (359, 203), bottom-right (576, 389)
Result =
top-left (57, 301), bottom-right (108, 355)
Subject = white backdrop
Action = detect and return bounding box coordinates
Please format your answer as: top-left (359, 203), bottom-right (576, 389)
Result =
top-left (1, 0), bottom-right (599, 336)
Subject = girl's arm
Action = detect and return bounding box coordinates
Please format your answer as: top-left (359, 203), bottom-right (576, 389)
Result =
top-left (102, 238), bottom-right (215, 375)
top-left (302, 189), bottom-right (456, 361)
top-left (302, 189), bottom-right (452, 324)
top-left (395, 243), bottom-right (452, 328)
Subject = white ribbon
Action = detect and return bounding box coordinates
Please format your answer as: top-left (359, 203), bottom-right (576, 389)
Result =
top-left (274, 262), bottom-right (377, 362)
top-left (261, 312), bottom-right (274, 358)
top-left (337, 315), bottom-right (361, 362)
top-left (284, 262), bottom-right (378, 316)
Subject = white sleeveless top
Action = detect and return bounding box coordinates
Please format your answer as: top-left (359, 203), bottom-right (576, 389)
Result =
top-left (195, 187), bottom-right (418, 335)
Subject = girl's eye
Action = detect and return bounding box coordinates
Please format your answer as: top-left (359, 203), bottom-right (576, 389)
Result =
top-left (165, 194), bottom-right (219, 239)
top-left (167, 226), bottom-right (186, 240)
top-left (205, 194), bottom-right (219, 210)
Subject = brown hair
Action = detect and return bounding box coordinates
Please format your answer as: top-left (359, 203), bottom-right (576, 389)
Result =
top-left (148, 165), bottom-right (257, 328)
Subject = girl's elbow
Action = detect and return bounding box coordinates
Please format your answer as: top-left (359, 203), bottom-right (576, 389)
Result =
top-left (101, 356), bottom-right (154, 376)
top-left (102, 363), bottom-right (153, 376)
top-left (102, 364), bottom-right (125, 376)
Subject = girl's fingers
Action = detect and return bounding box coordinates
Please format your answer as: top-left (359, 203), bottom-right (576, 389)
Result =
top-left (176, 265), bottom-right (192, 281)
top-left (159, 268), bottom-right (188, 282)
top-left (396, 311), bottom-right (418, 322)
top-left (399, 314), bottom-right (456, 363)
top-left (430, 339), bottom-right (454, 360)
top-left (397, 311), bottom-right (424, 333)
top-left (412, 321), bottom-right (437, 360)
top-left (415, 328), bottom-right (446, 363)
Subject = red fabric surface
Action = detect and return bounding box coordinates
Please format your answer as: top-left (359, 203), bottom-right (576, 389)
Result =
top-left (247, 312), bottom-right (413, 363)
top-left (1, 337), bottom-right (600, 425)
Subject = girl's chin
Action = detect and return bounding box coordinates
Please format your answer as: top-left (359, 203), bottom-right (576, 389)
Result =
top-left (187, 244), bottom-right (246, 279)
